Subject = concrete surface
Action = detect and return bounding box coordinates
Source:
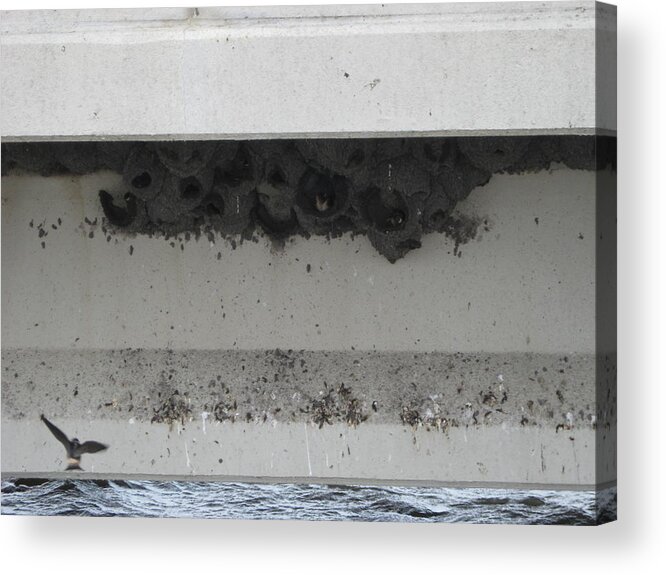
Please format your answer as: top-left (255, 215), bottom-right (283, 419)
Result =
top-left (1, 348), bottom-right (615, 487)
top-left (1, 166), bottom-right (616, 487)
top-left (1, 167), bottom-right (597, 354)
top-left (0, 2), bottom-right (616, 141)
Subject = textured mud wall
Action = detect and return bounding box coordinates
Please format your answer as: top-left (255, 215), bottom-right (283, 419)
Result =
top-left (1, 137), bottom-right (614, 262)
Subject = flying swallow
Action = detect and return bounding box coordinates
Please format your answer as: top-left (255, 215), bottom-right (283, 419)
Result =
top-left (40, 414), bottom-right (108, 471)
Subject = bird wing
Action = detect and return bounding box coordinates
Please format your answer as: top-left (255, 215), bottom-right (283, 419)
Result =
top-left (41, 414), bottom-right (72, 454)
top-left (76, 441), bottom-right (108, 455)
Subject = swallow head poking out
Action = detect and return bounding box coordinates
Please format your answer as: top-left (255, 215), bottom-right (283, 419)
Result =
top-left (40, 414), bottom-right (108, 471)
top-left (314, 188), bottom-right (334, 213)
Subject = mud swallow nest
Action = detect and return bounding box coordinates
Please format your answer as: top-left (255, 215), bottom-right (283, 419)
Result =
top-left (1, 136), bottom-right (613, 262)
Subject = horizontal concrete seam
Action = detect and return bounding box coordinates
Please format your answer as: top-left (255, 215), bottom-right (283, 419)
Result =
top-left (0, 128), bottom-right (617, 143)
top-left (0, 3), bottom-right (603, 37)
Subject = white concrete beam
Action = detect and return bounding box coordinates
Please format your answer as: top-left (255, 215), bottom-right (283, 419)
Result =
top-left (0, 2), bottom-right (616, 141)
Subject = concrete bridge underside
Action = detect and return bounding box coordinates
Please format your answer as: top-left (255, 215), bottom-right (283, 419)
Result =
top-left (1, 167), bottom-right (616, 488)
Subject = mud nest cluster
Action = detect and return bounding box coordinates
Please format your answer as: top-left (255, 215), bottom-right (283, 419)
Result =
top-left (1, 136), bottom-right (614, 261)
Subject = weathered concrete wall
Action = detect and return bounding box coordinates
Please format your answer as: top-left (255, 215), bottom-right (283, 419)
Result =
top-left (1, 165), bottom-right (616, 487)
top-left (0, 2), bottom-right (616, 141)
top-left (1, 167), bottom-right (597, 353)
top-left (1, 349), bottom-right (610, 487)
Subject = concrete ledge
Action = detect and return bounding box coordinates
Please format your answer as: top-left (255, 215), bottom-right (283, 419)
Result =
top-left (0, 2), bottom-right (616, 141)
top-left (1, 348), bottom-right (614, 487)
top-left (1, 420), bottom-right (604, 489)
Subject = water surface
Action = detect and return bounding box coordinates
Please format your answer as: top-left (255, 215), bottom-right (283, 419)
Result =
top-left (1, 479), bottom-right (616, 525)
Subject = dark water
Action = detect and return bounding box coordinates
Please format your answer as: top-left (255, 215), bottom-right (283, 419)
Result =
top-left (1, 479), bottom-right (616, 525)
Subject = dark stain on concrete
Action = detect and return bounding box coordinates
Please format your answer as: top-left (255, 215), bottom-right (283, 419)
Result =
top-left (2, 349), bottom-right (609, 434)
top-left (151, 390), bottom-right (192, 428)
top-left (304, 382), bottom-right (368, 428)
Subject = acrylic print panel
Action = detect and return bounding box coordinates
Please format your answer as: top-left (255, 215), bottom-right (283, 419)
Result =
top-left (0, 2), bottom-right (617, 524)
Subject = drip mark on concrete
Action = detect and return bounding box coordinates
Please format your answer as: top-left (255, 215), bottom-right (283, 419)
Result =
top-left (184, 441), bottom-right (191, 469)
top-left (304, 422), bottom-right (313, 476)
